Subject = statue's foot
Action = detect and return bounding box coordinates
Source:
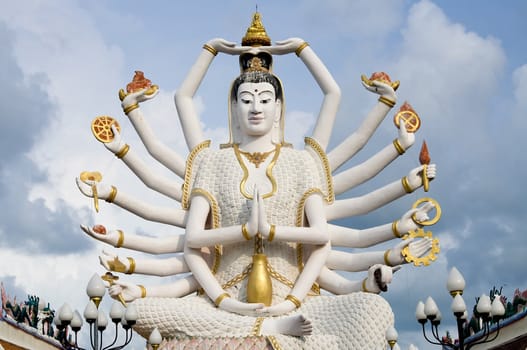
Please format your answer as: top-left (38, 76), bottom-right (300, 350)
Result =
top-left (261, 314), bottom-right (312, 336)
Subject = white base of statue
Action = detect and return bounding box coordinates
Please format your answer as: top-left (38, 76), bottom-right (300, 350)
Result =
top-left (133, 292), bottom-right (393, 349)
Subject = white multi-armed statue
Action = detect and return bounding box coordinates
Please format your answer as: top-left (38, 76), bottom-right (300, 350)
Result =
top-left (77, 12), bottom-right (438, 349)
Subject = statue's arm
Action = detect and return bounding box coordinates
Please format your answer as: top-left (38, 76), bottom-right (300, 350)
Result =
top-left (329, 202), bottom-right (432, 248)
top-left (326, 164), bottom-right (436, 221)
top-left (120, 88), bottom-right (187, 178)
top-left (257, 195), bottom-right (330, 316)
top-left (76, 178), bottom-right (187, 227)
top-left (257, 193), bottom-right (328, 244)
top-left (296, 42), bottom-right (341, 151)
top-left (185, 195), bottom-right (258, 248)
top-left (98, 250), bottom-right (189, 277)
top-left (327, 81), bottom-right (397, 172)
top-left (108, 276), bottom-right (198, 302)
top-left (80, 225), bottom-right (185, 254)
top-left (104, 125), bottom-right (182, 201)
top-left (184, 200), bottom-right (265, 315)
top-left (317, 266), bottom-right (395, 295)
top-left (326, 237), bottom-right (432, 273)
top-left (333, 120), bottom-right (414, 195)
top-left (175, 38), bottom-right (250, 150)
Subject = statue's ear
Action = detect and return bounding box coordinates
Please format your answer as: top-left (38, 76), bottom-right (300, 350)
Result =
top-left (274, 99), bottom-right (282, 122)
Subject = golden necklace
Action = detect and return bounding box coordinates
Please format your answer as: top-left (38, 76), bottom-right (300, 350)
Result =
top-left (237, 148), bottom-right (276, 168)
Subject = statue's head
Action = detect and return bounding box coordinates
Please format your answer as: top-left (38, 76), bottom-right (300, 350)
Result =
top-left (226, 53), bottom-right (287, 146)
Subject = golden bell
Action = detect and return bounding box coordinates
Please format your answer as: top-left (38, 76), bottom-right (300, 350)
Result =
top-left (247, 253), bottom-right (272, 306)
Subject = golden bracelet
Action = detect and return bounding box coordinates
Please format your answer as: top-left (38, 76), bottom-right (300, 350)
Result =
top-left (361, 278), bottom-right (372, 293)
top-left (393, 139), bottom-right (405, 155)
top-left (123, 103), bottom-right (139, 115)
top-left (295, 42), bottom-right (309, 56)
top-left (138, 285), bottom-right (147, 298)
top-left (285, 294), bottom-right (302, 309)
top-left (126, 257), bottom-right (136, 274)
top-left (391, 221), bottom-right (402, 238)
top-left (378, 96), bottom-right (396, 108)
top-left (115, 144), bottom-right (130, 159)
top-left (105, 186), bottom-right (118, 203)
top-left (214, 292), bottom-right (231, 307)
top-left (116, 230), bottom-right (125, 248)
top-left (268, 224), bottom-right (276, 242)
top-left (401, 176), bottom-right (414, 193)
top-left (203, 44), bottom-right (218, 56)
top-left (241, 224), bottom-right (251, 241)
top-left (384, 249), bottom-right (393, 266)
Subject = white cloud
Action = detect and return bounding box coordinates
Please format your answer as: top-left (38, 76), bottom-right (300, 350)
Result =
top-left (513, 64), bottom-right (527, 110)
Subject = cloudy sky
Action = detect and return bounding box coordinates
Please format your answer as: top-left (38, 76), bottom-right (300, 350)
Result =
top-left (0, 1), bottom-right (525, 349)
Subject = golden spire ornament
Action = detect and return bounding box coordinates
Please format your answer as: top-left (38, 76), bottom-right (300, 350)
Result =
top-left (242, 11), bottom-right (271, 46)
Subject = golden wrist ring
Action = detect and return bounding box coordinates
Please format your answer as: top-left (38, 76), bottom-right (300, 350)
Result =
top-left (384, 249), bottom-right (394, 266)
top-left (285, 294), bottom-right (302, 309)
top-left (361, 278), bottom-right (372, 293)
top-left (393, 139), bottom-right (405, 155)
top-left (268, 224), bottom-right (276, 242)
top-left (138, 285), bottom-right (147, 298)
top-left (295, 42), bottom-right (309, 56)
top-left (115, 144), bottom-right (130, 159)
top-left (203, 44), bottom-right (218, 56)
top-left (123, 103), bottom-right (139, 115)
top-left (116, 230), bottom-right (124, 248)
top-left (378, 96), bottom-right (396, 108)
top-left (214, 292), bottom-right (231, 307)
top-left (126, 257), bottom-right (136, 274)
top-left (106, 186), bottom-right (118, 203)
top-left (241, 224), bottom-right (251, 241)
top-left (401, 176), bottom-right (414, 193)
top-left (391, 220), bottom-right (403, 238)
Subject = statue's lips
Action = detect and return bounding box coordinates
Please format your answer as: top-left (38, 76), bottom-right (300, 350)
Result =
top-left (248, 115), bottom-right (264, 123)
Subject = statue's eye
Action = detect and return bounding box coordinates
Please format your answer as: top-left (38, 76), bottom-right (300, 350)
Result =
top-left (261, 99), bottom-right (271, 104)
top-left (241, 99), bottom-right (251, 104)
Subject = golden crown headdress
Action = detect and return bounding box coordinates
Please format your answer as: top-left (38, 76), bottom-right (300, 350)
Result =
top-left (240, 12), bottom-right (273, 73)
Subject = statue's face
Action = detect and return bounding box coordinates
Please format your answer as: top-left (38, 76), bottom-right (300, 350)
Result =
top-left (234, 82), bottom-right (281, 137)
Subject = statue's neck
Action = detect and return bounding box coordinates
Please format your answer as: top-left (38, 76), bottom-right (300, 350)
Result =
top-left (238, 134), bottom-right (274, 153)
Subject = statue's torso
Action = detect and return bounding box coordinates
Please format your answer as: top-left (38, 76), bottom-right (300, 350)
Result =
top-left (191, 145), bottom-right (323, 303)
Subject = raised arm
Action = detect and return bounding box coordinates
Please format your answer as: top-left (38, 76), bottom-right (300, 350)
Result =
top-left (175, 38), bottom-right (250, 150)
top-left (76, 178), bottom-right (187, 227)
top-left (102, 125), bottom-right (182, 201)
top-left (121, 87), bottom-right (187, 178)
top-left (327, 79), bottom-right (397, 172)
top-left (268, 38), bottom-right (341, 151)
top-left (333, 120), bottom-right (414, 195)
top-left (327, 163), bottom-right (436, 221)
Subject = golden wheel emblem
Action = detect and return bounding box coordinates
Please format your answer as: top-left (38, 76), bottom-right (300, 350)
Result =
top-left (91, 116), bottom-right (121, 143)
top-left (394, 110), bottom-right (421, 133)
top-left (401, 228), bottom-right (440, 266)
